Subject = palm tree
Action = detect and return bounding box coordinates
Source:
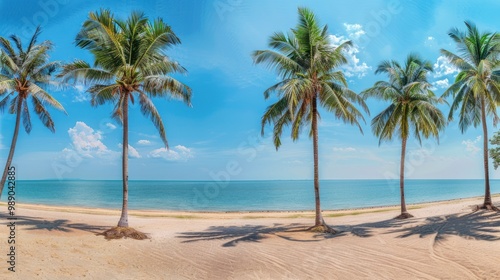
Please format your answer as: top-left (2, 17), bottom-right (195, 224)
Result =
top-left (59, 9), bottom-right (191, 238)
top-left (362, 54), bottom-right (445, 219)
top-left (441, 21), bottom-right (500, 210)
top-left (0, 27), bottom-right (65, 198)
top-left (252, 7), bottom-right (368, 233)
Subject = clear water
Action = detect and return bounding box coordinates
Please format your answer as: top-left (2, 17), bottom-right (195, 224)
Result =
top-left (3, 180), bottom-right (499, 211)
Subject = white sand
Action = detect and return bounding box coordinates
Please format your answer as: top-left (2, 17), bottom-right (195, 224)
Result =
top-left (1, 197), bottom-right (500, 279)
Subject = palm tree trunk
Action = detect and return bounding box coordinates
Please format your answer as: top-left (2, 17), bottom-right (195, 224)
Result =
top-left (397, 137), bottom-right (413, 219)
top-left (118, 95), bottom-right (129, 227)
top-left (480, 96), bottom-right (493, 209)
top-left (0, 97), bottom-right (23, 198)
top-left (312, 97), bottom-right (324, 226)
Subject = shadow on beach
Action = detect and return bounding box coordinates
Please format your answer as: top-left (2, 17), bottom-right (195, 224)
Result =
top-left (177, 210), bottom-right (500, 247)
top-left (176, 219), bottom-right (409, 247)
top-left (388, 211), bottom-right (500, 243)
top-left (177, 223), bottom-right (354, 247)
top-left (0, 213), bottom-right (108, 234)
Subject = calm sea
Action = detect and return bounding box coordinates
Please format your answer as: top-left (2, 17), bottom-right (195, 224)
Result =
top-left (3, 180), bottom-right (500, 211)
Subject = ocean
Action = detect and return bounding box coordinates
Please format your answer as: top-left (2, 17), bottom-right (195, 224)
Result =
top-left (2, 179), bottom-right (499, 211)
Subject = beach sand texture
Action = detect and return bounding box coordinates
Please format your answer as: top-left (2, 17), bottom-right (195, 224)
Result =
top-left (1, 197), bottom-right (500, 279)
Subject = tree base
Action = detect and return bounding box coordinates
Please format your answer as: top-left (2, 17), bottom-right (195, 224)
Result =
top-left (307, 224), bottom-right (337, 234)
top-left (395, 212), bottom-right (414, 219)
top-left (475, 204), bottom-right (499, 211)
top-left (99, 226), bottom-right (149, 240)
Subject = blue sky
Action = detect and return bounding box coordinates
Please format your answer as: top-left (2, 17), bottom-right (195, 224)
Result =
top-left (1, 0), bottom-right (500, 180)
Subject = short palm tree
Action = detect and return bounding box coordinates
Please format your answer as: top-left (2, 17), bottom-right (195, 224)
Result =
top-left (362, 54), bottom-right (445, 219)
top-left (59, 9), bottom-right (191, 238)
top-left (441, 21), bottom-right (500, 210)
top-left (0, 27), bottom-right (65, 198)
top-left (253, 7), bottom-right (368, 233)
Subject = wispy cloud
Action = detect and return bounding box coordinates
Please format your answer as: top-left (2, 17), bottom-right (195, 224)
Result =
top-left (462, 136), bottom-right (481, 155)
top-left (333, 147), bottom-right (357, 152)
top-left (424, 36), bottom-right (436, 48)
top-left (72, 85), bottom-right (90, 103)
top-left (105, 123), bottom-right (117, 130)
top-left (118, 143), bottom-right (141, 158)
top-left (149, 145), bottom-right (194, 161)
top-left (137, 140), bottom-right (151, 146)
top-left (432, 78), bottom-right (449, 89)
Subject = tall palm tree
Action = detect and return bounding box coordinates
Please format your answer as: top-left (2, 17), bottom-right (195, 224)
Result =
top-left (252, 7), bottom-right (368, 233)
top-left (441, 22), bottom-right (500, 210)
top-left (362, 54), bottom-right (445, 219)
top-left (59, 9), bottom-right (191, 236)
top-left (0, 27), bottom-right (65, 198)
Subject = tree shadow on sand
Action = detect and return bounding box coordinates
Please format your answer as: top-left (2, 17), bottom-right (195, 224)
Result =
top-left (388, 210), bottom-right (500, 244)
top-left (176, 219), bottom-right (413, 247)
top-left (177, 210), bottom-right (500, 247)
top-left (177, 223), bottom-right (349, 247)
top-left (337, 218), bottom-right (413, 238)
top-left (0, 213), bottom-right (108, 234)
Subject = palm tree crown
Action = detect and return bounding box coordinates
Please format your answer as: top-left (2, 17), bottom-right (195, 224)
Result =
top-left (253, 8), bottom-right (367, 148)
top-left (0, 27), bottom-right (65, 198)
top-left (0, 26), bottom-right (65, 132)
top-left (59, 9), bottom-right (191, 147)
top-left (253, 7), bottom-right (368, 232)
top-left (441, 21), bottom-right (500, 132)
top-left (363, 54), bottom-right (445, 144)
top-left (441, 21), bottom-right (500, 209)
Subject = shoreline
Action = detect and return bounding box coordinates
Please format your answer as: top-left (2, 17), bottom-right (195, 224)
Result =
top-left (1, 193), bottom-right (498, 219)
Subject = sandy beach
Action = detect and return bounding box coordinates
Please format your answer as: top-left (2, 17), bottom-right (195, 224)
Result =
top-left (1, 197), bottom-right (500, 279)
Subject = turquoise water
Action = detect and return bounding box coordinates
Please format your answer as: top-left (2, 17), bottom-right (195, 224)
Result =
top-left (3, 180), bottom-right (500, 211)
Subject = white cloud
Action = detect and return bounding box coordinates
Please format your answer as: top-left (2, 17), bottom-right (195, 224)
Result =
top-left (333, 147), bottom-right (356, 152)
top-left (72, 85), bottom-right (90, 103)
top-left (424, 36), bottom-right (436, 48)
top-left (329, 34), bottom-right (371, 78)
top-left (137, 140), bottom-right (151, 146)
top-left (318, 120), bottom-right (341, 128)
top-left (149, 145), bottom-right (194, 161)
top-left (105, 123), bottom-right (117, 130)
top-left (433, 55), bottom-right (459, 78)
top-left (343, 23), bottom-right (365, 39)
top-left (462, 136), bottom-right (481, 155)
top-left (118, 143), bottom-right (141, 158)
top-left (67, 121), bottom-right (111, 158)
top-left (432, 78), bottom-right (449, 89)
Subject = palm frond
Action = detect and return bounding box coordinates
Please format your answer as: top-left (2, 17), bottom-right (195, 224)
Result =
top-left (58, 60), bottom-right (114, 85)
top-left (31, 95), bottom-right (55, 132)
top-left (137, 91), bottom-right (168, 147)
top-left (142, 75), bottom-right (191, 105)
top-left (21, 98), bottom-right (32, 133)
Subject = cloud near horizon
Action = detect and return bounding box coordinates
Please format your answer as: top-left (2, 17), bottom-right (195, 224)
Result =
top-left (149, 145), bottom-right (194, 161)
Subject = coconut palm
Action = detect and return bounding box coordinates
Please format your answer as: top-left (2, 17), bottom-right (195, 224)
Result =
top-left (362, 54), bottom-right (445, 219)
top-left (59, 9), bottom-right (191, 237)
top-left (252, 7), bottom-right (368, 233)
top-left (0, 27), bottom-right (65, 198)
top-left (441, 21), bottom-right (500, 210)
